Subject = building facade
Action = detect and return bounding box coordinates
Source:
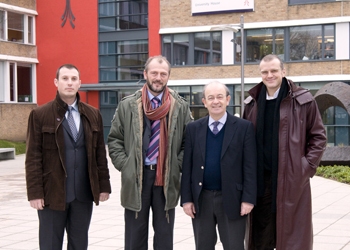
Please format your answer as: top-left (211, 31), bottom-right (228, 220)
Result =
top-left (1, 0), bottom-right (349, 147)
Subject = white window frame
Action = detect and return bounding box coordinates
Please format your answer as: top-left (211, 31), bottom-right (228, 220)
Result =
top-left (0, 3), bottom-right (37, 44)
top-left (0, 59), bottom-right (37, 103)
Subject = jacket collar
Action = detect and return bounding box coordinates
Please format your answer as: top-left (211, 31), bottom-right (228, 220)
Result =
top-left (55, 91), bottom-right (81, 117)
top-left (247, 77), bottom-right (303, 102)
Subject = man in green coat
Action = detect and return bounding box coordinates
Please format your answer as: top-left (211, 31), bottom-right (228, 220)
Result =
top-left (108, 55), bottom-right (193, 250)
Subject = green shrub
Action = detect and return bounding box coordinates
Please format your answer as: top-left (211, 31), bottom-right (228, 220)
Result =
top-left (316, 165), bottom-right (350, 184)
top-left (0, 140), bottom-right (26, 155)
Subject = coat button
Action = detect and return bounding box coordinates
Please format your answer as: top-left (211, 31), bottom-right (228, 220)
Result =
top-left (199, 182), bottom-right (202, 186)
top-left (201, 166), bottom-right (204, 169)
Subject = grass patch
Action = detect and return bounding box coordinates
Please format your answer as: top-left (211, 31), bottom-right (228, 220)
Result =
top-left (316, 165), bottom-right (350, 184)
top-left (0, 140), bottom-right (26, 155)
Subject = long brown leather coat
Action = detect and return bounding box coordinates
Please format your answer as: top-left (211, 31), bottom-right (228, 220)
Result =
top-left (243, 78), bottom-right (327, 250)
top-left (25, 92), bottom-right (111, 211)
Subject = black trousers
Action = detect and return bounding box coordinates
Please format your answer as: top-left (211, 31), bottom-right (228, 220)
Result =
top-left (192, 189), bottom-right (246, 250)
top-left (251, 171), bottom-right (276, 250)
top-left (37, 199), bottom-right (93, 250)
top-left (124, 167), bottom-right (175, 250)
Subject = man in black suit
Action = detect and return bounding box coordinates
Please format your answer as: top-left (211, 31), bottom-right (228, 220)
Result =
top-left (181, 81), bottom-right (257, 250)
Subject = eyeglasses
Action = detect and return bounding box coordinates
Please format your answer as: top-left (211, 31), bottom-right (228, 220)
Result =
top-left (206, 95), bottom-right (226, 101)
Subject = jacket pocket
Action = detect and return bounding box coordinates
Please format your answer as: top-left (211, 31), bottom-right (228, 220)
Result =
top-left (42, 126), bottom-right (57, 149)
top-left (91, 126), bottom-right (99, 148)
top-left (301, 156), bottom-right (316, 178)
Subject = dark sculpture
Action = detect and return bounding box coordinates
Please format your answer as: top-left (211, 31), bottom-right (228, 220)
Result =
top-left (61, 0), bottom-right (75, 28)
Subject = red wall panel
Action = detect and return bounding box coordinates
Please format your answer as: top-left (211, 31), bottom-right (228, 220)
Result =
top-left (36, 0), bottom-right (99, 107)
top-left (148, 0), bottom-right (161, 56)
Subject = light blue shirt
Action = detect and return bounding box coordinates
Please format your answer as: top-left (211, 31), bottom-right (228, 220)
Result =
top-left (145, 90), bottom-right (163, 165)
top-left (65, 99), bottom-right (80, 132)
top-left (266, 87), bottom-right (281, 100)
top-left (208, 112), bottom-right (227, 132)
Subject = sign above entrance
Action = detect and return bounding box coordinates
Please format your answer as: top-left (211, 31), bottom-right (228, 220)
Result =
top-left (191, 0), bottom-right (254, 15)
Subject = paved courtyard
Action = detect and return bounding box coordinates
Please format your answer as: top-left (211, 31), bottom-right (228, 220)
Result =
top-left (0, 153), bottom-right (350, 249)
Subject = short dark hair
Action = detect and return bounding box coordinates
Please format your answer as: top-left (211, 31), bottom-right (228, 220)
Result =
top-left (202, 81), bottom-right (230, 99)
top-left (144, 55), bottom-right (171, 75)
top-left (56, 64), bottom-right (80, 79)
top-left (260, 54), bottom-right (284, 71)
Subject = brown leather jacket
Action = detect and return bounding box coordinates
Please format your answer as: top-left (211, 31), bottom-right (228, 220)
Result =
top-left (243, 78), bottom-right (327, 250)
top-left (25, 92), bottom-right (111, 211)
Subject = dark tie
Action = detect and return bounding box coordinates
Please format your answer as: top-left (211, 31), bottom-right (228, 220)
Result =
top-left (212, 121), bottom-right (220, 135)
top-left (67, 106), bottom-right (78, 142)
top-left (146, 97), bottom-right (161, 161)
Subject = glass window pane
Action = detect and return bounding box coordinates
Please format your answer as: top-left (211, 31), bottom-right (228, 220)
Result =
top-left (322, 106), bottom-right (334, 125)
top-left (28, 16), bottom-right (33, 44)
top-left (17, 64), bottom-right (32, 102)
top-left (212, 32), bottom-right (222, 64)
top-left (118, 14), bottom-right (148, 30)
top-left (324, 25), bottom-right (334, 59)
top-left (118, 89), bottom-right (136, 101)
top-left (8, 12), bottom-right (24, 43)
top-left (173, 34), bottom-right (189, 66)
top-left (100, 91), bottom-right (117, 106)
top-left (10, 63), bottom-right (15, 101)
top-left (0, 61), bottom-right (4, 102)
top-left (99, 3), bottom-right (116, 17)
top-left (169, 86), bottom-right (190, 102)
top-left (275, 28), bottom-right (284, 60)
top-left (191, 86), bottom-right (204, 105)
top-left (100, 55), bottom-right (117, 67)
top-left (194, 33), bottom-right (211, 65)
top-left (289, 25), bottom-right (322, 61)
top-left (118, 54), bottom-right (148, 66)
top-left (246, 29), bottom-right (273, 63)
top-left (118, 40), bottom-right (148, 53)
top-left (0, 10), bottom-right (5, 40)
top-left (335, 127), bottom-right (349, 146)
top-left (100, 68), bottom-right (117, 81)
top-left (99, 42), bottom-right (117, 54)
top-left (162, 35), bottom-right (171, 63)
top-left (326, 126), bottom-right (335, 147)
top-left (99, 17), bottom-right (116, 31)
top-left (235, 31), bottom-right (242, 63)
top-left (190, 107), bottom-right (209, 120)
top-left (118, 67), bottom-right (144, 80)
top-left (335, 106), bottom-right (349, 125)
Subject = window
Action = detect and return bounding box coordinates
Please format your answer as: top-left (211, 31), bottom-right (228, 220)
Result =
top-left (99, 0), bottom-right (148, 31)
top-left (234, 24), bottom-right (334, 64)
top-left (0, 10), bottom-right (4, 40)
top-left (8, 12), bottom-right (23, 43)
top-left (0, 61), bottom-right (34, 103)
top-left (322, 106), bottom-right (350, 147)
top-left (161, 32), bottom-right (222, 66)
top-left (99, 40), bottom-right (148, 81)
top-left (289, 0), bottom-right (336, 5)
top-left (0, 10), bottom-right (35, 44)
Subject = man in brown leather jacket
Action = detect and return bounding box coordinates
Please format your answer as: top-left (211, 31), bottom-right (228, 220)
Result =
top-left (25, 64), bottom-right (111, 250)
top-left (243, 54), bottom-right (327, 250)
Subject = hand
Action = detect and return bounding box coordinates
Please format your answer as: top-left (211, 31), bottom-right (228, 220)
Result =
top-left (99, 192), bottom-right (110, 202)
top-left (30, 199), bottom-right (45, 210)
top-left (240, 202), bottom-right (254, 216)
top-left (183, 202), bottom-right (196, 219)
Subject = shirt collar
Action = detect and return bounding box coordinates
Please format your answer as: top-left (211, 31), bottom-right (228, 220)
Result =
top-left (208, 112), bottom-right (227, 126)
top-left (266, 87), bottom-right (281, 100)
top-left (69, 99), bottom-right (78, 111)
top-left (147, 89), bottom-right (163, 102)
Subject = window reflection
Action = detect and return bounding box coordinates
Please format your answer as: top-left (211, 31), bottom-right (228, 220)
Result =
top-left (322, 106), bottom-right (350, 146)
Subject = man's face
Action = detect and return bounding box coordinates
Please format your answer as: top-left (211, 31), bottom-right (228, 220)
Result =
top-left (260, 58), bottom-right (286, 95)
top-left (202, 83), bottom-right (231, 119)
top-left (143, 60), bottom-right (170, 96)
top-left (54, 67), bottom-right (81, 101)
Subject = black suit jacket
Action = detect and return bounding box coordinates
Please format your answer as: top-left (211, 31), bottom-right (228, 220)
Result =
top-left (181, 112), bottom-right (257, 220)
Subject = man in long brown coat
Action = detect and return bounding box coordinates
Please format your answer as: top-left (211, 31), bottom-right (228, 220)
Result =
top-left (243, 54), bottom-right (327, 250)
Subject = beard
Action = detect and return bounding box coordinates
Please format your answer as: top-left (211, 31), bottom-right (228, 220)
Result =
top-left (147, 79), bottom-right (166, 94)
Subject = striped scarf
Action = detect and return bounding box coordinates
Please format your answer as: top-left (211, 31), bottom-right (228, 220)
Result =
top-left (142, 84), bottom-right (171, 186)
